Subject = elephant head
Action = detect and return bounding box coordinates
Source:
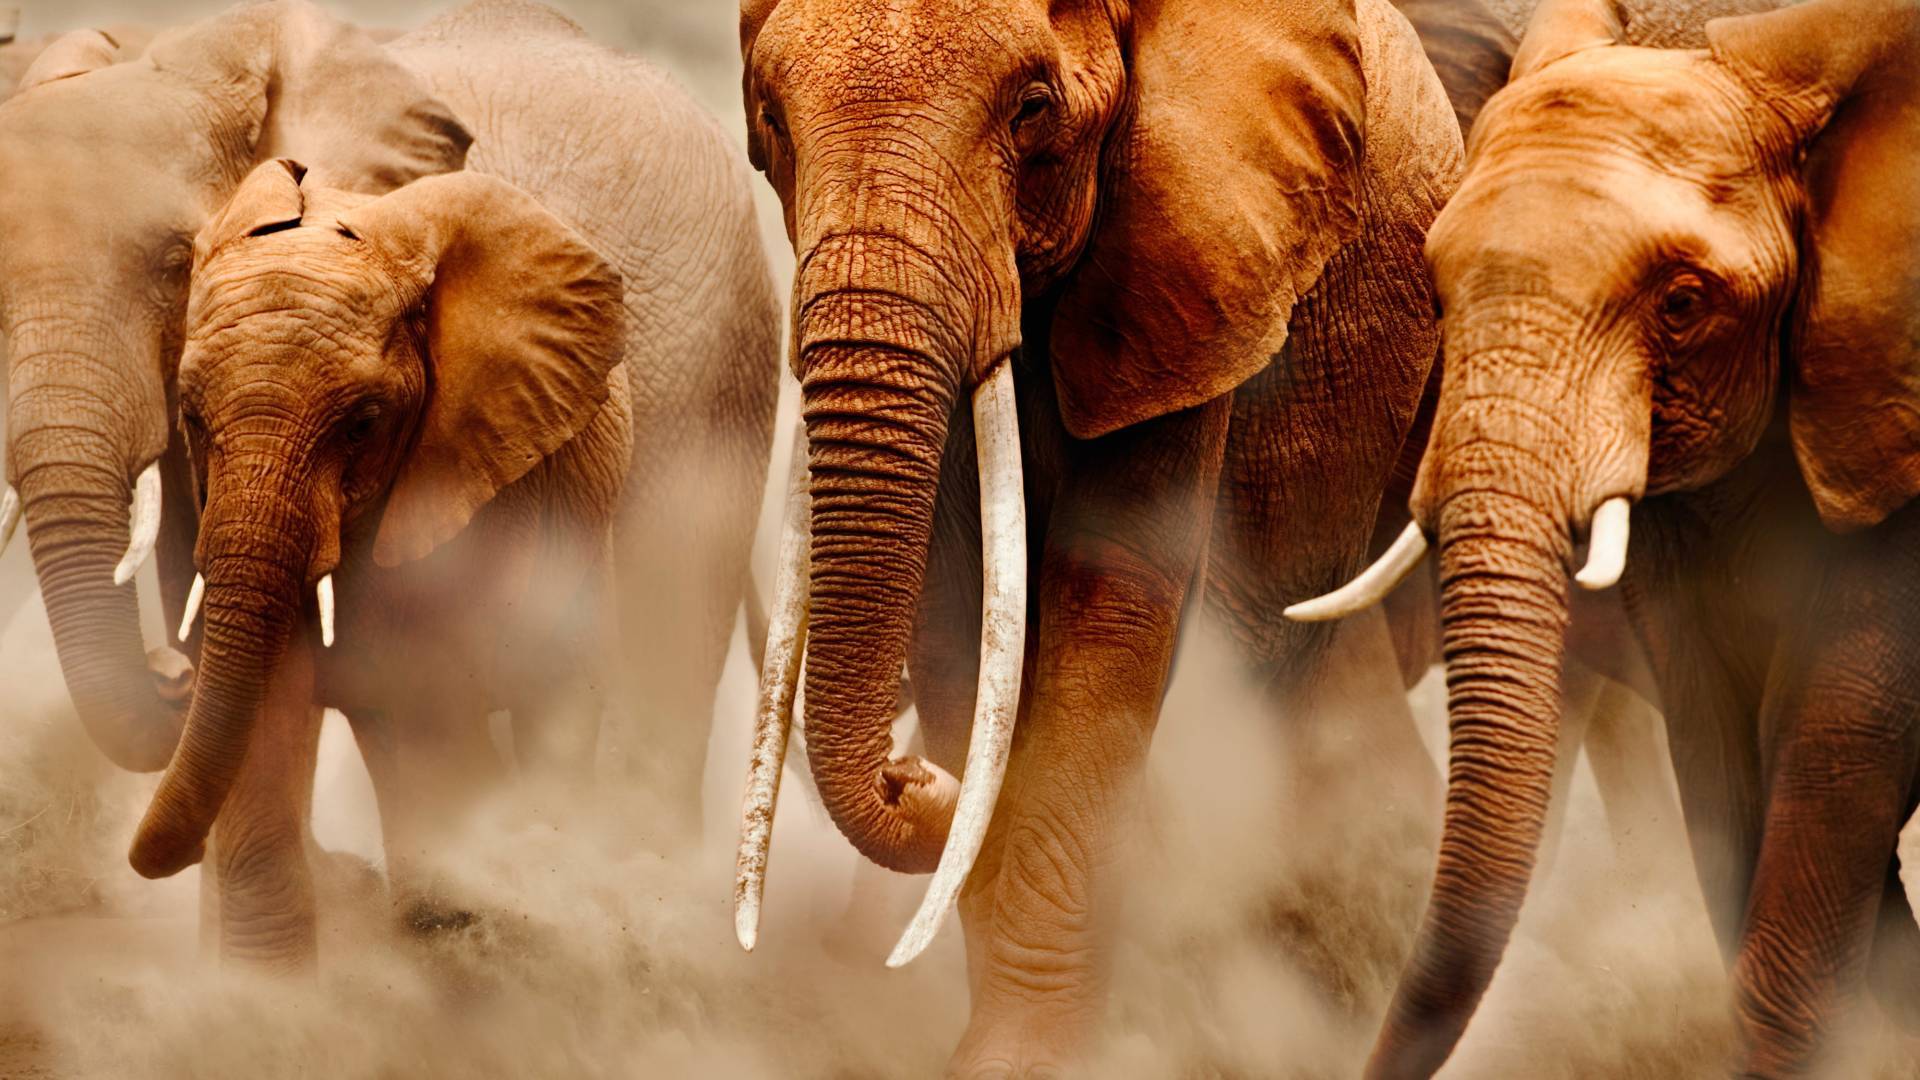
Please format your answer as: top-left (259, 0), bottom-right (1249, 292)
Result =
top-left (1292, 0), bottom-right (1920, 1073)
top-left (0, 1), bottom-right (467, 774)
top-left (128, 162), bottom-right (626, 878)
top-left (734, 0), bottom-right (1383, 950)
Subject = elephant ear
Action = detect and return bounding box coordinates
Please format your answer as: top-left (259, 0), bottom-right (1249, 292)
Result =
top-left (334, 173), bottom-right (628, 567)
top-left (1710, 0), bottom-right (1920, 531)
top-left (14, 29), bottom-right (121, 93)
top-left (1048, 0), bottom-right (1366, 439)
top-left (148, 0), bottom-right (471, 196)
top-left (192, 159), bottom-right (308, 265)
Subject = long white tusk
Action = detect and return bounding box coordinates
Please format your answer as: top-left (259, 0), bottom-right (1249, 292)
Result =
top-left (1575, 496), bottom-right (1631, 591)
top-left (734, 421), bottom-right (811, 952)
top-left (888, 360), bottom-right (1028, 969)
top-left (317, 574), bottom-right (335, 648)
top-left (0, 485), bottom-right (20, 557)
top-left (1284, 522), bottom-right (1429, 623)
top-left (112, 463), bottom-right (162, 586)
top-left (177, 574), bottom-right (205, 643)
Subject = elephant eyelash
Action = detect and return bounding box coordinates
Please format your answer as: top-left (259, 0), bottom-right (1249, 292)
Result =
top-left (1010, 86), bottom-right (1054, 136)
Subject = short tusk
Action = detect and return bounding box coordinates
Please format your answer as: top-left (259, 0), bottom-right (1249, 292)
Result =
top-left (734, 421), bottom-right (811, 952)
top-left (112, 463), bottom-right (162, 586)
top-left (1284, 521), bottom-right (1429, 622)
top-left (1575, 496), bottom-right (1631, 591)
top-left (888, 360), bottom-right (1028, 969)
top-left (177, 574), bottom-right (205, 643)
top-left (0, 484), bottom-right (20, 557)
top-left (317, 574), bottom-right (336, 648)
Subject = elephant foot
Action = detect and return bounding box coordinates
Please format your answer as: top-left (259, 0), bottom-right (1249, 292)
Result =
top-left (945, 1046), bottom-right (1077, 1080)
top-left (947, 1006), bottom-right (1096, 1080)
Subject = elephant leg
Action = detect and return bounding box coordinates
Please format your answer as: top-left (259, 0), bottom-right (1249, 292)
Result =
top-left (1731, 531), bottom-right (1920, 1076)
top-left (508, 565), bottom-right (612, 783)
top-left (206, 645), bottom-right (321, 973)
top-left (1623, 573), bottom-right (1767, 962)
top-left (950, 397), bottom-right (1228, 1078)
top-left (345, 689), bottom-right (502, 930)
top-left (1583, 676), bottom-right (1688, 876)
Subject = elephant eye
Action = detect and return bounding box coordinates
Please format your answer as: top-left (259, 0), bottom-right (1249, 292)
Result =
top-left (1011, 86), bottom-right (1053, 136)
top-left (341, 404), bottom-right (382, 446)
top-left (1658, 277), bottom-right (1709, 332)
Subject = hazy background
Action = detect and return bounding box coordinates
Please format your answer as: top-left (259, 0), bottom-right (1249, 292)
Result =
top-left (2, 1), bottom-right (1919, 1077)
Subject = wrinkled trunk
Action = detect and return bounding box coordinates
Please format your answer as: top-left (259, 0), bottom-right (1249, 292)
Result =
top-left (795, 226), bottom-right (972, 873)
top-left (128, 481), bottom-right (310, 879)
top-left (1368, 445), bottom-right (1571, 1080)
top-left (8, 328), bottom-right (179, 771)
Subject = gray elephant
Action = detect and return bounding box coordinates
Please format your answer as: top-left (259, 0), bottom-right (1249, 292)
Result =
top-left (0, 0), bottom-right (778, 965)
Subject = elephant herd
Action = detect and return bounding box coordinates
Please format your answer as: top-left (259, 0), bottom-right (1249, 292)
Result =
top-left (0, 0), bottom-right (1914, 1075)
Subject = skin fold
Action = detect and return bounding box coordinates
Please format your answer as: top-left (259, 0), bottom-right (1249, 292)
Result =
top-left (1354, 0), bottom-right (1920, 1075)
top-left (739, 0), bottom-right (1471, 1071)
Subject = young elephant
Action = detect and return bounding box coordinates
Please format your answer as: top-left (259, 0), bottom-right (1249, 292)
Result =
top-left (730, 0), bottom-right (1465, 1072)
top-left (1303, 0), bottom-right (1920, 1073)
top-left (128, 161), bottom-right (632, 965)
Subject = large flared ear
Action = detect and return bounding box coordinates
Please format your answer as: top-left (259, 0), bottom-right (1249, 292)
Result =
top-left (1710, 0), bottom-right (1920, 531)
top-left (192, 159), bottom-right (307, 264)
top-left (334, 173), bottom-right (627, 567)
top-left (13, 28), bottom-right (120, 92)
top-left (148, 0), bottom-right (471, 195)
top-left (1509, 0), bottom-right (1623, 80)
top-left (1049, 0), bottom-right (1366, 439)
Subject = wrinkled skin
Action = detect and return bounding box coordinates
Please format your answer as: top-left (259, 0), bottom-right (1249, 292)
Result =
top-left (742, 0), bottom-right (1465, 1071)
top-left (116, 1), bottom-right (778, 971)
top-left (1366, 0), bottom-right (1920, 1075)
top-left (0, 0), bottom-right (469, 781)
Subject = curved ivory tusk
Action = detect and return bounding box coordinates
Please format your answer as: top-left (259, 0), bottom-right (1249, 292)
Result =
top-left (177, 573), bottom-right (205, 643)
top-left (112, 463), bottom-right (162, 586)
top-left (734, 421), bottom-right (811, 952)
top-left (317, 574), bottom-right (336, 648)
top-left (1575, 496), bottom-right (1631, 591)
top-left (0, 485), bottom-right (20, 557)
top-left (888, 360), bottom-right (1028, 969)
top-left (1283, 522), bottom-right (1429, 623)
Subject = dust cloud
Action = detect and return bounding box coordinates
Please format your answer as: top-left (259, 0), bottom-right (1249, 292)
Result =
top-left (4, 1), bottom-right (1920, 1078)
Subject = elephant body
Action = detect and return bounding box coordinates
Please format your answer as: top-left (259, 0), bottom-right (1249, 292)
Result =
top-left (1311, 0), bottom-right (1920, 1074)
top-left (731, 0), bottom-right (1469, 1071)
top-left (0, 0), bottom-right (777, 969)
top-left (390, 0), bottom-right (781, 846)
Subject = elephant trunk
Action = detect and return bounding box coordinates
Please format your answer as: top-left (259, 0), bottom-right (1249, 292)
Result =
top-left (1367, 441), bottom-right (1572, 1079)
top-left (797, 285), bottom-right (963, 874)
top-left (7, 328), bottom-right (180, 772)
top-left (128, 477), bottom-right (313, 879)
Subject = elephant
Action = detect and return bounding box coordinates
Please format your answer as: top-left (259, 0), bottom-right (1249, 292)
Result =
top-left (1, 0), bottom-right (778, 965)
top-left (131, 158), bottom-right (633, 967)
top-left (724, 0), bottom-right (1472, 1071)
top-left (0, 1), bottom-right (475, 783)
top-left (1295, 0), bottom-right (1920, 1073)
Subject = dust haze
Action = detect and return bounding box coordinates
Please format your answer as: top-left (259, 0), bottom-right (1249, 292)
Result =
top-left (3, 1), bottom-right (1920, 1077)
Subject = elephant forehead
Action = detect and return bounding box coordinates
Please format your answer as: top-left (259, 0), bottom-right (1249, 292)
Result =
top-left (188, 228), bottom-right (416, 336)
top-left (755, 0), bottom-right (1050, 100)
top-left (1475, 48), bottom-right (1760, 187)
